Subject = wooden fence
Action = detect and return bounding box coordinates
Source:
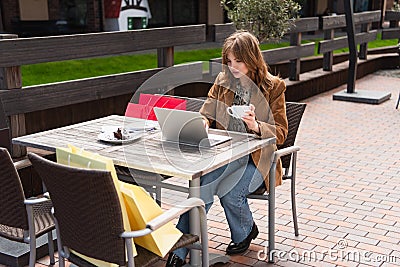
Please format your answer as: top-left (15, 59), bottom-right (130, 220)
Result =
top-left (319, 10), bottom-right (381, 70)
top-left (1, 11), bottom-right (399, 158)
top-left (0, 25), bottom-right (206, 157)
top-left (382, 10), bottom-right (400, 41)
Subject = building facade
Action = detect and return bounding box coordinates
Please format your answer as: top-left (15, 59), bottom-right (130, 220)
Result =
top-left (0, 0), bottom-right (102, 36)
top-left (0, 0), bottom-right (394, 37)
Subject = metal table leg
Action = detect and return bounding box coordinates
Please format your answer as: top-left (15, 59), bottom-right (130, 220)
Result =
top-left (188, 179), bottom-right (230, 267)
top-left (268, 163), bottom-right (276, 263)
top-left (189, 179), bottom-right (201, 266)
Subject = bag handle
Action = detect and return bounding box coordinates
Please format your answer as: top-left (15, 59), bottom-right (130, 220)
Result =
top-left (67, 154), bottom-right (92, 168)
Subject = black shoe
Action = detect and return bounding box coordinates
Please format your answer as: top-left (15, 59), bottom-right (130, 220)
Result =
top-left (226, 222), bottom-right (259, 255)
top-left (166, 253), bottom-right (185, 267)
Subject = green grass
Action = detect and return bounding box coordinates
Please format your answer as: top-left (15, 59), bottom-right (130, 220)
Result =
top-left (21, 34), bottom-right (398, 86)
top-left (22, 54), bottom-right (158, 86)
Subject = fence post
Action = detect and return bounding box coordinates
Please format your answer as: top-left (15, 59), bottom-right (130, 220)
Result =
top-left (359, 22), bottom-right (371, 60)
top-left (323, 28), bottom-right (334, 71)
top-left (289, 32), bottom-right (301, 81)
top-left (0, 34), bottom-right (27, 158)
top-left (0, 5), bottom-right (3, 32)
top-left (157, 47), bottom-right (175, 94)
top-left (388, 13), bottom-right (400, 44)
top-left (389, 16), bottom-right (399, 28)
top-left (157, 47), bottom-right (174, 68)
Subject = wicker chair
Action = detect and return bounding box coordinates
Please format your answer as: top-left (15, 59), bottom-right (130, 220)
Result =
top-left (247, 102), bottom-right (307, 236)
top-left (0, 147), bottom-right (55, 267)
top-left (28, 152), bottom-right (209, 267)
top-left (0, 101), bottom-right (11, 152)
top-left (0, 127), bottom-right (11, 152)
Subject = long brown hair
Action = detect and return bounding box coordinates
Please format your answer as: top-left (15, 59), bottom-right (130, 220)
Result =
top-left (222, 31), bottom-right (272, 93)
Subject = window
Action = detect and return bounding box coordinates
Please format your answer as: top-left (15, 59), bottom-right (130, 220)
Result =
top-left (60, 0), bottom-right (87, 28)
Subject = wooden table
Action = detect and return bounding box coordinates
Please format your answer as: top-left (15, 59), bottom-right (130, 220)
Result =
top-left (13, 115), bottom-right (276, 266)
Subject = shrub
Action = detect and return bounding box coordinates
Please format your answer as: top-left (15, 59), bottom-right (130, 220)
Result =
top-left (221, 0), bottom-right (301, 42)
top-left (393, 1), bottom-right (400, 11)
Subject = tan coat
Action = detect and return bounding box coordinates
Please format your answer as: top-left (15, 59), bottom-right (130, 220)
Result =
top-left (199, 72), bottom-right (288, 190)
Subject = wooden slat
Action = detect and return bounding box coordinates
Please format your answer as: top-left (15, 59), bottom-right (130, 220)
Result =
top-left (321, 11), bottom-right (381, 30)
top-left (353, 10), bottom-right (381, 24)
top-left (0, 69), bottom-right (160, 116)
top-left (353, 30), bottom-right (378, 44)
top-left (385, 10), bottom-right (400, 21)
top-left (382, 28), bottom-right (400, 40)
top-left (0, 62), bottom-right (204, 116)
top-left (0, 25), bottom-right (206, 67)
top-left (209, 43), bottom-right (316, 72)
top-left (213, 23), bottom-right (235, 42)
top-left (262, 43), bottom-right (315, 65)
top-left (321, 14), bottom-right (347, 29)
top-left (289, 17), bottom-right (319, 33)
top-left (318, 31), bottom-right (378, 54)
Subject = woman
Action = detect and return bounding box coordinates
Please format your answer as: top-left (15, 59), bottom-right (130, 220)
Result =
top-left (166, 31), bottom-right (288, 267)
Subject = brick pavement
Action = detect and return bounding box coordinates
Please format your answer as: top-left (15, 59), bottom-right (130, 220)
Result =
top-left (2, 71), bottom-right (399, 267)
top-left (186, 71), bottom-right (399, 267)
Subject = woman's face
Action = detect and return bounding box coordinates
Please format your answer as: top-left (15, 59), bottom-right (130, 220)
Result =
top-left (226, 52), bottom-right (249, 79)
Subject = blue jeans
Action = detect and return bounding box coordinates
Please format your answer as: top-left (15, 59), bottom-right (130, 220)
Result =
top-left (174, 156), bottom-right (264, 260)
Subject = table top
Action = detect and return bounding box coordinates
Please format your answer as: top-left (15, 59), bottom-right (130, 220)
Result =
top-left (13, 115), bottom-right (275, 180)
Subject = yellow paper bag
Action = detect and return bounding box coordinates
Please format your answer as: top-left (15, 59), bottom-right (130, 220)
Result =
top-left (56, 146), bottom-right (137, 266)
top-left (120, 182), bottom-right (183, 257)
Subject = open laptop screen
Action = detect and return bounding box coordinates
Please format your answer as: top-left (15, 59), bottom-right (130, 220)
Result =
top-left (153, 108), bottom-right (232, 147)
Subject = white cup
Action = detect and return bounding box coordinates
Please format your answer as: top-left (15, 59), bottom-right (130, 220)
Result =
top-left (227, 105), bottom-right (250, 119)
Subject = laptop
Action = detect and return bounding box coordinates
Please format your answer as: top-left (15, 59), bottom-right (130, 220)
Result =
top-left (153, 107), bottom-right (232, 147)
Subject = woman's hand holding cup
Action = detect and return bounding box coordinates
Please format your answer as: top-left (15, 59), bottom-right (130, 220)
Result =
top-left (226, 105), bottom-right (251, 118)
top-left (226, 104), bottom-right (260, 134)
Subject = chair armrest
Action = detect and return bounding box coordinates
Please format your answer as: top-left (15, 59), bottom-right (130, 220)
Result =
top-left (13, 158), bottom-right (32, 170)
top-left (146, 197), bottom-right (205, 231)
top-left (120, 197), bottom-right (205, 238)
top-left (273, 146), bottom-right (300, 162)
top-left (120, 228), bottom-right (153, 239)
top-left (24, 196), bottom-right (52, 205)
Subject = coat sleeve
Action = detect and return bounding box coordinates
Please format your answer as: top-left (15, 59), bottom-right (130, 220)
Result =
top-left (257, 78), bottom-right (288, 145)
top-left (199, 74), bottom-right (222, 126)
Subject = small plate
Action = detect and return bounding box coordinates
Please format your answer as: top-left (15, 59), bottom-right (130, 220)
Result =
top-left (101, 125), bottom-right (157, 133)
top-left (98, 132), bottom-right (144, 144)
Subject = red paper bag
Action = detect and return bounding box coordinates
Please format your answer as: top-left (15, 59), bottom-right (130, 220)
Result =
top-left (125, 103), bottom-right (153, 119)
top-left (125, 94), bottom-right (187, 120)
